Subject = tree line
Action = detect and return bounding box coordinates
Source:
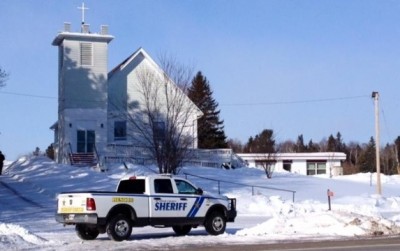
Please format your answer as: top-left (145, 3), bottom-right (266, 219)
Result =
top-left (227, 130), bottom-right (400, 175)
top-left (181, 69), bottom-right (400, 176)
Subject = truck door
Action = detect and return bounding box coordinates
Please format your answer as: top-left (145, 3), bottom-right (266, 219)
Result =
top-left (174, 179), bottom-right (204, 219)
top-left (150, 178), bottom-right (199, 220)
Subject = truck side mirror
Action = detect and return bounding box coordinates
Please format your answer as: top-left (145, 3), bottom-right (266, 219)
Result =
top-left (196, 188), bottom-right (203, 195)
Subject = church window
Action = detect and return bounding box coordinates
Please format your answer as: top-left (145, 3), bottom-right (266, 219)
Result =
top-left (114, 121), bottom-right (127, 140)
top-left (154, 121), bottom-right (165, 142)
top-left (80, 42), bottom-right (93, 66)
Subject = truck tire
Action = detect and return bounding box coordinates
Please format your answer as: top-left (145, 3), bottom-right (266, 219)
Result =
top-left (75, 224), bottom-right (99, 240)
top-left (172, 225), bottom-right (192, 236)
top-left (106, 214), bottom-right (132, 241)
top-left (205, 211), bottom-right (226, 235)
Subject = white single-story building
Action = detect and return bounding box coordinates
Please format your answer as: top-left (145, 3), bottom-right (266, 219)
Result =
top-left (237, 152), bottom-right (346, 176)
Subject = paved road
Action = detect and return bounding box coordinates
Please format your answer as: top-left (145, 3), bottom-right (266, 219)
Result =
top-left (180, 237), bottom-right (400, 251)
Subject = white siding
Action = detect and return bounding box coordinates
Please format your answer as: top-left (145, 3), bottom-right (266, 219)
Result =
top-left (53, 30), bottom-right (113, 163)
top-left (108, 49), bottom-right (202, 148)
top-left (59, 38), bottom-right (108, 110)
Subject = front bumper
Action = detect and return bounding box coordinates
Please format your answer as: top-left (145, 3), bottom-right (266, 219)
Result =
top-left (55, 213), bottom-right (98, 225)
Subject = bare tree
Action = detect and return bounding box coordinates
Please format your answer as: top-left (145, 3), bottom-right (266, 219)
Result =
top-left (257, 153), bottom-right (276, 178)
top-left (277, 140), bottom-right (296, 153)
top-left (110, 55), bottom-right (201, 174)
top-left (227, 138), bottom-right (244, 153)
top-left (0, 66), bottom-right (9, 89)
top-left (244, 129), bottom-right (277, 178)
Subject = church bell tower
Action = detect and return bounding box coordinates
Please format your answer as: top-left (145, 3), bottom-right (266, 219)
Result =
top-left (51, 3), bottom-right (114, 164)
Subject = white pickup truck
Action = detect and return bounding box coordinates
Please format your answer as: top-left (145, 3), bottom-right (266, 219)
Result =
top-left (55, 175), bottom-right (237, 241)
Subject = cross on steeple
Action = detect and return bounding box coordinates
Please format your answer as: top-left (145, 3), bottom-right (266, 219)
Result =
top-left (78, 2), bottom-right (89, 25)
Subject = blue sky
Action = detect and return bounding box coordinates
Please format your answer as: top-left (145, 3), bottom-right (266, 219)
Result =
top-left (1, 0), bottom-right (400, 160)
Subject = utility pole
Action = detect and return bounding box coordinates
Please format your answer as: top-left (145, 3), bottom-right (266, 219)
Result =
top-left (372, 91), bottom-right (381, 195)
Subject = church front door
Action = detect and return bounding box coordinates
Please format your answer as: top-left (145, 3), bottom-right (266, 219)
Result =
top-left (77, 130), bottom-right (95, 153)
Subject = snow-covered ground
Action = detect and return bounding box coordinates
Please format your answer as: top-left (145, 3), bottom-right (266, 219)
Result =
top-left (1, 156), bottom-right (400, 250)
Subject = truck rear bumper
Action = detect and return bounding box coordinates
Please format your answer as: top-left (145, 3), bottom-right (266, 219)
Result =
top-left (55, 213), bottom-right (98, 225)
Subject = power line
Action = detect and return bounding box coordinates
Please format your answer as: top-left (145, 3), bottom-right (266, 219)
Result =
top-left (220, 95), bottom-right (370, 107)
top-left (0, 91), bottom-right (103, 103)
top-left (381, 108), bottom-right (393, 142)
top-left (1, 90), bottom-right (371, 108)
top-left (0, 91), bottom-right (56, 100)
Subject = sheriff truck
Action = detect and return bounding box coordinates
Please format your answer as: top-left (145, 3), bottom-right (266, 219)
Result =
top-left (55, 175), bottom-right (237, 241)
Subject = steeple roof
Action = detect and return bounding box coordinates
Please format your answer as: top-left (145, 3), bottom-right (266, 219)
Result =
top-left (52, 31), bottom-right (113, 46)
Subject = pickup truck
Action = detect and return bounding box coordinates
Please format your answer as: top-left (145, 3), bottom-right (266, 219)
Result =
top-left (55, 174), bottom-right (237, 241)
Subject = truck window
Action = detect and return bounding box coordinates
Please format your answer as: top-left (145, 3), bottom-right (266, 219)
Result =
top-left (175, 179), bottom-right (197, 194)
top-left (154, 179), bottom-right (173, 194)
top-left (117, 179), bottom-right (145, 194)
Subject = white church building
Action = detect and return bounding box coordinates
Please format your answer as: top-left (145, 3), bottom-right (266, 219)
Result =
top-left (50, 21), bottom-right (202, 165)
top-left (49, 8), bottom-right (347, 176)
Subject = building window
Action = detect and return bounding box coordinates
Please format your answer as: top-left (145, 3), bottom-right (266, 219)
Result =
top-left (307, 161), bottom-right (326, 175)
top-left (114, 121), bottom-right (127, 141)
top-left (154, 121), bottom-right (165, 142)
top-left (80, 42), bottom-right (93, 66)
top-left (283, 160), bottom-right (292, 172)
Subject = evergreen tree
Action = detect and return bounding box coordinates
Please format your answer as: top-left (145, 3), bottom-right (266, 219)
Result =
top-left (327, 134), bottom-right (336, 151)
top-left (347, 142), bottom-right (361, 167)
top-left (244, 129), bottom-right (276, 153)
top-left (358, 137), bottom-right (376, 173)
top-left (188, 71), bottom-right (227, 148)
top-left (395, 136), bottom-right (400, 166)
top-left (326, 132), bottom-right (347, 152)
top-left (335, 132), bottom-right (346, 152)
top-left (244, 129), bottom-right (276, 178)
top-left (295, 134), bottom-right (307, 152)
top-left (382, 143), bottom-right (397, 175)
top-left (46, 144), bottom-right (55, 160)
top-left (307, 140), bottom-right (320, 152)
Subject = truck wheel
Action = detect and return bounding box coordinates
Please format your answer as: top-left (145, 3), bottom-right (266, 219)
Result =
top-left (75, 224), bottom-right (99, 240)
top-left (172, 225), bottom-right (192, 236)
top-left (106, 214), bottom-right (132, 241)
top-left (205, 211), bottom-right (226, 235)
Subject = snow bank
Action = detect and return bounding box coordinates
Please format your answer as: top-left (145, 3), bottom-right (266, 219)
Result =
top-left (0, 223), bottom-right (52, 249)
top-left (1, 156), bottom-right (400, 250)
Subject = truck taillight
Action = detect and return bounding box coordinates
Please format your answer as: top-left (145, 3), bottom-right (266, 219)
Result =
top-left (86, 198), bottom-right (96, 211)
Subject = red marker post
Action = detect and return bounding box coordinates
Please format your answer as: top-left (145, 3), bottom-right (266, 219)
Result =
top-left (327, 189), bottom-right (334, 211)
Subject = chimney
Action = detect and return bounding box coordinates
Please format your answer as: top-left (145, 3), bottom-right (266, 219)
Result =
top-left (64, 22), bottom-right (71, 32)
top-left (82, 24), bottom-right (90, 34)
top-left (100, 25), bottom-right (109, 35)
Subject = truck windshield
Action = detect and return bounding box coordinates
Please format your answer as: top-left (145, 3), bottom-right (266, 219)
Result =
top-left (117, 179), bottom-right (145, 194)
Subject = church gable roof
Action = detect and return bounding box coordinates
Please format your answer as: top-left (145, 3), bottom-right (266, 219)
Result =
top-left (108, 47), bottom-right (159, 78)
top-left (108, 48), bottom-right (203, 117)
